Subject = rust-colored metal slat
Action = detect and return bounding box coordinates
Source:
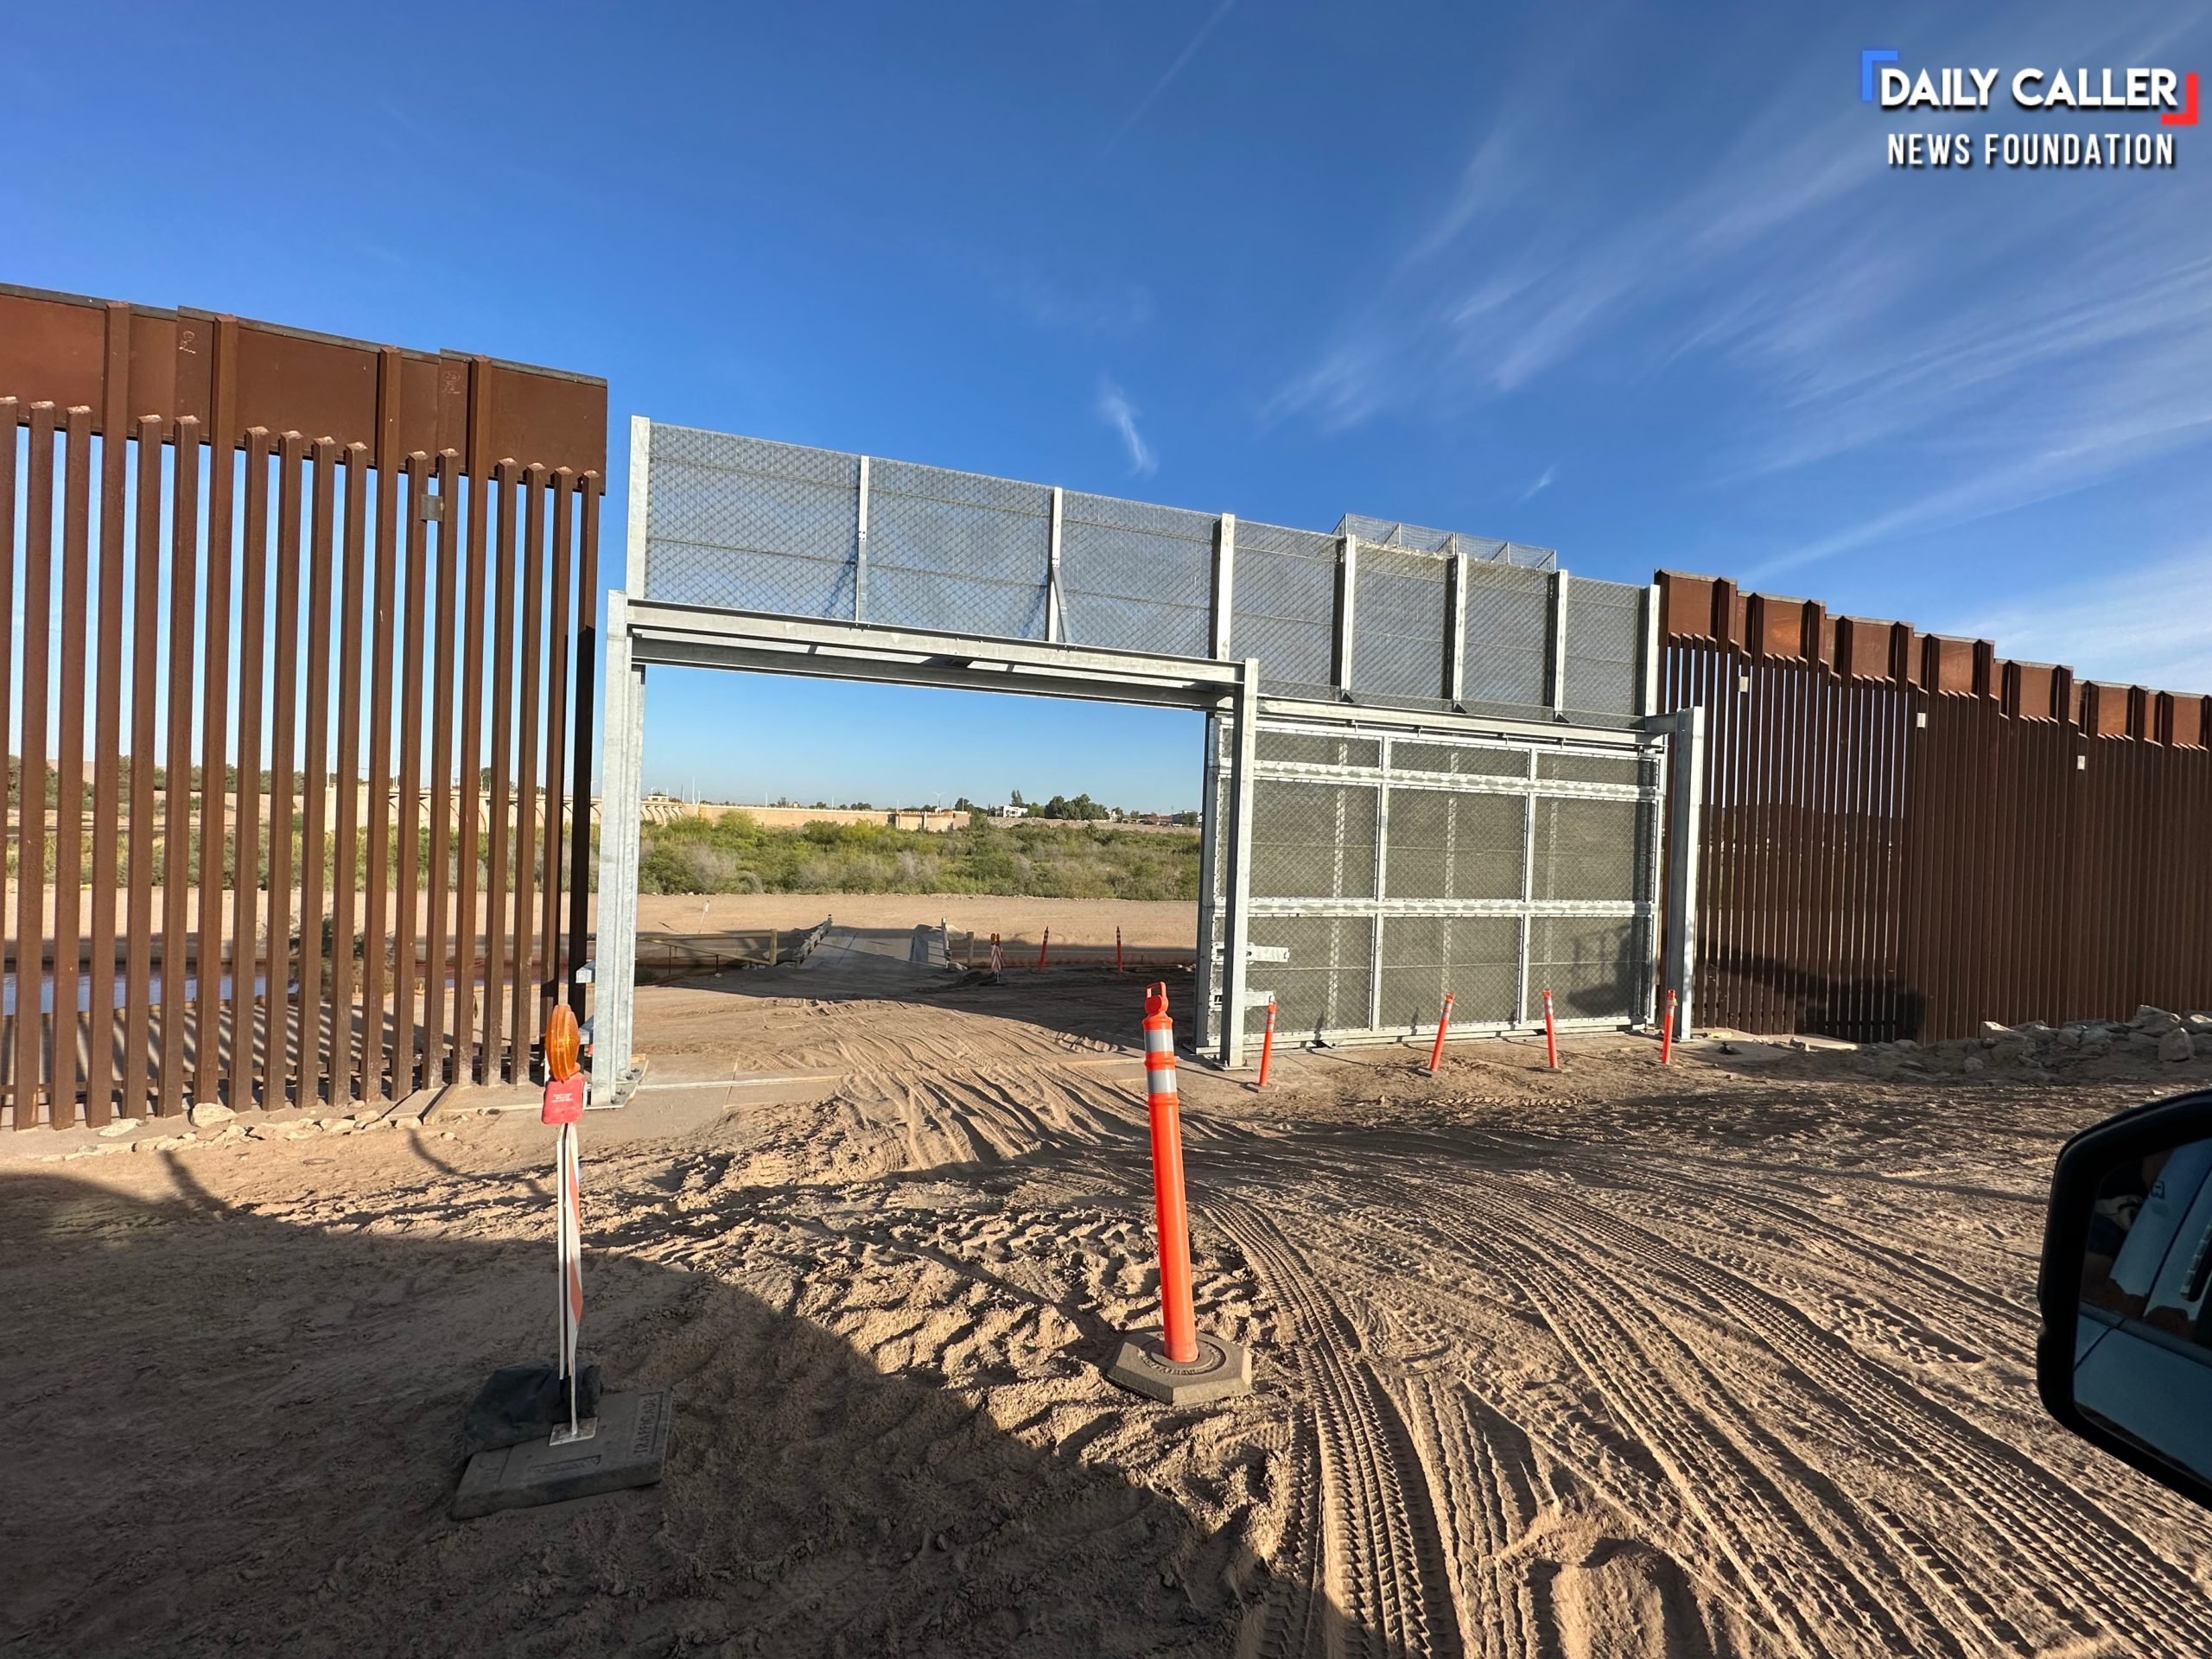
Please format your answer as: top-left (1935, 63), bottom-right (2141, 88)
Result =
top-left (86, 309), bottom-right (130, 1124)
top-left (330, 445), bottom-right (368, 1105)
top-left (53, 404), bottom-right (94, 1124)
top-left (196, 319), bottom-right (239, 1108)
top-left (122, 416), bottom-right (165, 1116)
top-left (483, 465), bottom-right (517, 1082)
top-left (232, 429), bottom-right (271, 1107)
top-left (268, 432), bottom-right (304, 1109)
top-left (300, 439), bottom-right (338, 1110)
top-left (159, 419), bottom-right (200, 1119)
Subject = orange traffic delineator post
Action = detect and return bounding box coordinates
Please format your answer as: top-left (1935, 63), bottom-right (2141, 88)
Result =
top-left (1659, 988), bottom-right (1677, 1065)
top-left (1116, 925), bottom-right (1123, 973)
top-left (1256, 997), bottom-right (1277, 1089)
top-left (1104, 983), bottom-right (1253, 1405)
top-left (989, 931), bottom-right (1002, 975)
top-left (1427, 991), bottom-right (1455, 1075)
top-left (1542, 988), bottom-right (1560, 1071)
top-left (1036, 927), bottom-right (1050, 971)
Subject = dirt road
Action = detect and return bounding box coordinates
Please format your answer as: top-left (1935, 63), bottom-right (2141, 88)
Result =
top-left (7, 916), bottom-right (2211, 1656)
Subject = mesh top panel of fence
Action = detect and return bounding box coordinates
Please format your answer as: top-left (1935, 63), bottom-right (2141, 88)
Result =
top-left (1351, 547), bottom-right (1450, 703)
top-left (1058, 490), bottom-right (1212, 657)
top-left (645, 427), bottom-right (859, 616)
top-left (1463, 562), bottom-right (1553, 709)
top-left (1231, 521), bottom-right (1338, 692)
top-left (1563, 577), bottom-right (1645, 717)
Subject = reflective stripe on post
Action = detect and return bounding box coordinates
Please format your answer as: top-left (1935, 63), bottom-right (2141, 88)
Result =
top-left (1427, 991), bottom-right (1455, 1075)
top-left (1142, 982), bottom-right (1198, 1366)
top-left (1542, 988), bottom-right (1559, 1071)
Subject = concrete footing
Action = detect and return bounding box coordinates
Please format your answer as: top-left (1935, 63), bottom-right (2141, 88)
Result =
top-left (1104, 1331), bottom-right (1253, 1405)
top-left (453, 1388), bottom-right (673, 1519)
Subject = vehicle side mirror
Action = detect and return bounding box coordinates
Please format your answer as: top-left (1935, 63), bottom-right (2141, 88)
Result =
top-left (2039, 1086), bottom-right (2212, 1509)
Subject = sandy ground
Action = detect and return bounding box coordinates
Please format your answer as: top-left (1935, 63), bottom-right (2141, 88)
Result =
top-left (8, 908), bottom-right (2212, 1657)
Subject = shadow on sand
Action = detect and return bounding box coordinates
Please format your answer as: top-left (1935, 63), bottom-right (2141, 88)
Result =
top-left (0, 1157), bottom-right (1401, 1657)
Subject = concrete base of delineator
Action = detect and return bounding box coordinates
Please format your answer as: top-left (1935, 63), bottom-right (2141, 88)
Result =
top-left (1104, 1331), bottom-right (1253, 1405)
top-left (453, 1389), bottom-right (673, 1519)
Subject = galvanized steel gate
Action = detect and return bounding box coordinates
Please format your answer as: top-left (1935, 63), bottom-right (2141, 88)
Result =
top-left (594, 418), bottom-right (1698, 1102)
top-left (1196, 714), bottom-right (1669, 1052)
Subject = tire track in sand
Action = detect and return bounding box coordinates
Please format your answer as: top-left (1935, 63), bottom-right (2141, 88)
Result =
top-left (1210, 1199), bottom-right (1466, 1659)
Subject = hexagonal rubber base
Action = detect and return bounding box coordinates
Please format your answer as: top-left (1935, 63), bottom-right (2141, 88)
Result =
top-left (1104, 1330), bottom-right (1254, 1405)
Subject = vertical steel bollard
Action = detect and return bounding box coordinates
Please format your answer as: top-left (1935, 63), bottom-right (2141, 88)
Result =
top-left (1036, 927), bottom-right (1050, 971)
top-left (1542, 988), bottom-right (1559, 1071)
top-left (1105, 982), bottom-right (1253, 1403)
top-left (1256, 997), bottom-right (1277, 1089)
top-left (1427, 991), bottom-right (1455, 1075)
top-left (1660, 988), bottom-right (1677, 1065)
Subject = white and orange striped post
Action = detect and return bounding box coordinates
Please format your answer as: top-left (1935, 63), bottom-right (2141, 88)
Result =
top-left (1116, 925), bottom-right (1123, 973)
top-left (1659, 987), bottom-right (1677, 1064)
top-left (1103, 983), bottom-right (1254, 1404)
top-left (1036, 927), bottom-right (1050, 971)
top-left (1542, 988), bottom-right (1560, 1071)
top-left (989, 931), bottom-right (1003, 975)
top-left (541, 1005), bottom-right (591, 1442)
top-left (1256, 996), bottom-right (1277, 1089)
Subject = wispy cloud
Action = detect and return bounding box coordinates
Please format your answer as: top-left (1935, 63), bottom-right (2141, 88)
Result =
top-left (1096, 379), bottom-right (1158, 476)
top-left (1519, 462), bottom-right (1558, 503)
top-left (1269, 10), bottom-right (2212, 575)
top-left (1951, 544), bottom-right (2212, 692)
top-left (1103, 0), bottom-right (1236, 155)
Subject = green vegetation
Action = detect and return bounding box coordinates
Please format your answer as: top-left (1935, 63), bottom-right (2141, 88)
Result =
top-left (638, 811), bottom-right (1199, 900)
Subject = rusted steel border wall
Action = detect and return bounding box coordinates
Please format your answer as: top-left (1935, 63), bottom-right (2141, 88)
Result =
top-left (1661, 571), bottom-right (2212, 1042)
top-left (0, 283), bottom-right (604, 1128)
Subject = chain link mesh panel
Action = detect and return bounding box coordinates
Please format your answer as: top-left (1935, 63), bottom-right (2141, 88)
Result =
top-left (1562, 577), bottom-right (1645, 717)
top-left (1247, 915), bottom-right (1375, 1038)
top-left (1378, 916), bottom-right (1522, 1027)
top-left (1529, 916), bottom-right (1642, 1020)
top-left (1255, 730), bottom-right (1381, 768)
top-left (1250, 779), bottom-right (1378, 899)
top-left (865, 458), bottom-right (1050, 639)
top-left (1462, 562), bottom-right (1553, 709)
top-left (1230, 521), bottom-right (1336, 694)
top-left (1536, 752), bottom-right (1643, 786)
top-left (1351, 546), bottom-right (1450, 704)
top-left (644, 426), bottom-right (857, 615)
top-left (1392, 741), bottom-right (1529, 779)
top-left (1058, 492), bottom-right (1212, 657)
top-left (1531, 797), bottom-right (1656, 903)
top-left (1384, 788), bottom-right (1527, 900)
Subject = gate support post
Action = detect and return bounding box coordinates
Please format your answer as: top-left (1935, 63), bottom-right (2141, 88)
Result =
top-left (1218, 661), bottom-right (1262, 1068)
top-left (1658, 703), bottom-right (1706, 1040)
top-left (592, 590), bottom-right (646, 1106)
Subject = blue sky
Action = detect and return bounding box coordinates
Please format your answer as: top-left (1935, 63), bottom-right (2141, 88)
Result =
top-left (10, 2), bottom-right (2209, 810)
